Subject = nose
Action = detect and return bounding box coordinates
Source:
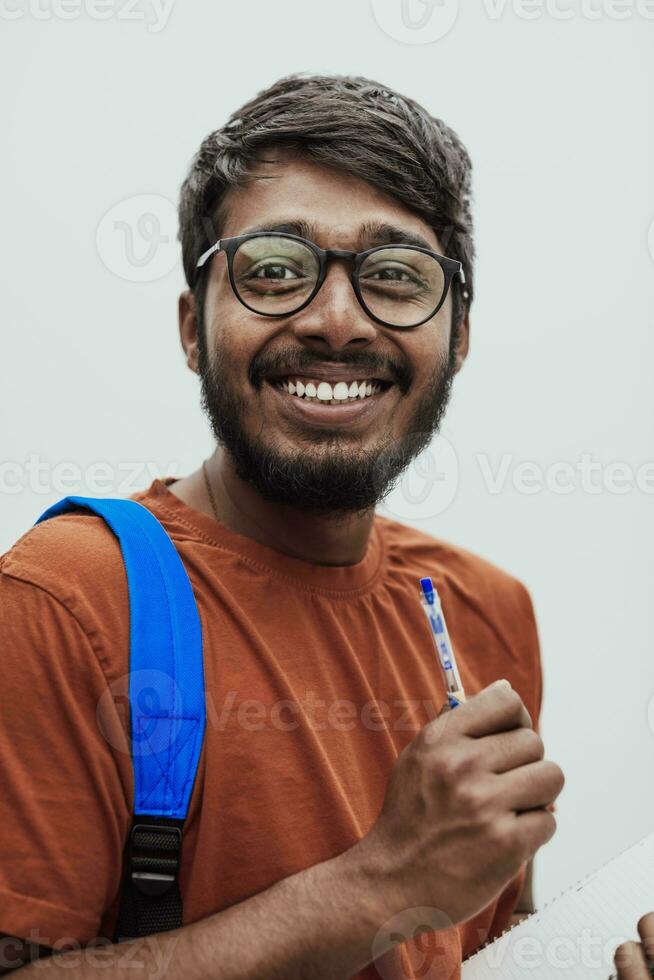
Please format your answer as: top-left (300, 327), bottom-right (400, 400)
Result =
top-left (288, 259), bottom-right (378, 353)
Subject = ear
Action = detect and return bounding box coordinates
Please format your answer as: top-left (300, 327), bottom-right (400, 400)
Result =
top-left (178, 290), bottom-right (199, 373)
top-left (452, 308), bottom-right (470, 374)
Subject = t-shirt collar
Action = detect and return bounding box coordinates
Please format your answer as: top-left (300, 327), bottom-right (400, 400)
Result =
top-left (144, 477), bottom-right (386, 597)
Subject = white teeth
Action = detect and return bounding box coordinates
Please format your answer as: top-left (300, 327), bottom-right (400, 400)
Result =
top-left (277, 377), bottom-right (386, 403)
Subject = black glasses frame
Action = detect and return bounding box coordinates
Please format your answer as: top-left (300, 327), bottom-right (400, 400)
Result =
top-left (195, 231), bottom-right (465, 329)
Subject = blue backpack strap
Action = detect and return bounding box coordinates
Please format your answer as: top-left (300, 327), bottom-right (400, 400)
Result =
top-left (35, 496), bottom-right (206, 940)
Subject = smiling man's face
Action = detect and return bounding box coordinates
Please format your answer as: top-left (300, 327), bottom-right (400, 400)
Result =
top-left (185, 147), bottom-right (469, 516)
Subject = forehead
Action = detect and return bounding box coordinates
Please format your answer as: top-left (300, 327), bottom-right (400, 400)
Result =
top-left (219, 151), bottom-right (441, 252)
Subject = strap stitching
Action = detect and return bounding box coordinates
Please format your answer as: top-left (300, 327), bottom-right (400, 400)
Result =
top-left (136, 718), bottom-right (200, 811)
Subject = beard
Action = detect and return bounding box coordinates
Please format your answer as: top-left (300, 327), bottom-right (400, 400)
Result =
top-left (197, 323), bottom-right (459, 518)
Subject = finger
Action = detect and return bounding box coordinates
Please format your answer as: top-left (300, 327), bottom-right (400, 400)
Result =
top-left (475, 727), bottom-right (544, 774)
top-left (421, 701), bottom-right (455, 746)
top-left (455, 681), bottom-right (532, 738)
top-left (513, 807), bottom-right (557, 856)
top-left (637, 912), bottom-right (654, 963)
top-left (614, 940), bottom-right (652, 979)
top-left (496, 760), bottom-right (565, 811)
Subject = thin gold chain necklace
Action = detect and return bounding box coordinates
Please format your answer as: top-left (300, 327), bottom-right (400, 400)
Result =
top-left (202, 459), bottom-right (220, 523)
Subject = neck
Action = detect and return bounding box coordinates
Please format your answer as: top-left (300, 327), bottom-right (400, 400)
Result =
top-left (170, 448), bottom-right (376, 566)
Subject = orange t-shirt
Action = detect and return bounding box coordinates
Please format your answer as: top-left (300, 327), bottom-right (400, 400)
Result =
top-left (0, 477), bottom-right (543, 979)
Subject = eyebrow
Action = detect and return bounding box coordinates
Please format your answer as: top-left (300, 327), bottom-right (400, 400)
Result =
top-left (238, 218), bottom-right (436, 252)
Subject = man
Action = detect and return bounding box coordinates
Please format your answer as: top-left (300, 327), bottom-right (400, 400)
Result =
top-left (0, 73), bottom-right (648, 979)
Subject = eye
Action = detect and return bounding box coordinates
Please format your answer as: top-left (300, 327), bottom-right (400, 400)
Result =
top-left (243, 262), bottom-right (295, 279)
top-left (250, 262), bottom-right (302, 281)
top-left (361, 263), bottom-right (428, 290)
top-left (367, 266), bottom-right (417, 283)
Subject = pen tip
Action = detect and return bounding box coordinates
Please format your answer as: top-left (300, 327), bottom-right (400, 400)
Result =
top-left (419, 576), bottom-right (433, 595)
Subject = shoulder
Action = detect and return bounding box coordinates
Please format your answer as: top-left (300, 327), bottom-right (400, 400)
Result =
top-left (0, 501), bottom-right (137, 682)
top-left (0, 486), bottom-right (166, 605)
top-left (1, 504), bottom-right (128, 607)
top-left (376, 513), bottom-right (535, 618)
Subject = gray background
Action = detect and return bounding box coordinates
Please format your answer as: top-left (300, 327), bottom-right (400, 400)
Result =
top-left (2, 0), bottom-right (653, 912)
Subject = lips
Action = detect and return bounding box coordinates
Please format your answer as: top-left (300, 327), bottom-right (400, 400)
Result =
top-left (264, 364), bottom-right (396, 386)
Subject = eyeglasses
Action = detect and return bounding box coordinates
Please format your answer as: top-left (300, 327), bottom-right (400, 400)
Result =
top-left (195, 231), bottom-right (465, 329)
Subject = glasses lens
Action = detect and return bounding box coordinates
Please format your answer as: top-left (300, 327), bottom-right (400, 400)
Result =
top-left (232, 235), bottom-right (320, 314)
top-left (358, 247), bottom-right (446, 327)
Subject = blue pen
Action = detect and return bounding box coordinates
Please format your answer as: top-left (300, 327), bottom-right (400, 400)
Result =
top-left (419, 576), bottom-right (466, 708)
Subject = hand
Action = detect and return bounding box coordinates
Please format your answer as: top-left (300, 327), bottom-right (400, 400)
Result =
top-left (613, 913), bottom-right (654, 978)
top-left (353, 679), bottom-right (564, 928)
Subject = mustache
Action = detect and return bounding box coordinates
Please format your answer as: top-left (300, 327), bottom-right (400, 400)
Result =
top-left (249, 347), bottom-right (413, 394)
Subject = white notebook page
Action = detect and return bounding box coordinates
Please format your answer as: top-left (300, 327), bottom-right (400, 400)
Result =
top-left (462, 832), bottom-right (654, 979)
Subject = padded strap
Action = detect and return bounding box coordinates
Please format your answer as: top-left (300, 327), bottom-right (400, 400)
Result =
top-left (35, 496), bottom-right (206, 820)
top-left (35, 496), bottom-right (207, 939)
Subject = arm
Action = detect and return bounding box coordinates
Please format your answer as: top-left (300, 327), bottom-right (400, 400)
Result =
top-left (0, 682), bottom-right (563, 980)
top-left (0, 847), bottom-right (388, 979)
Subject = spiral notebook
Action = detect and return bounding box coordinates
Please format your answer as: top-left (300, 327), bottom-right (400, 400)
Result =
top-left (462, 831), bottom-right (654, 979)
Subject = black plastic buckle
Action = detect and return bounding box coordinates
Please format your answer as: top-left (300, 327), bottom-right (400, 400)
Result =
top-left (127, 822), bottom-right (182, 898)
